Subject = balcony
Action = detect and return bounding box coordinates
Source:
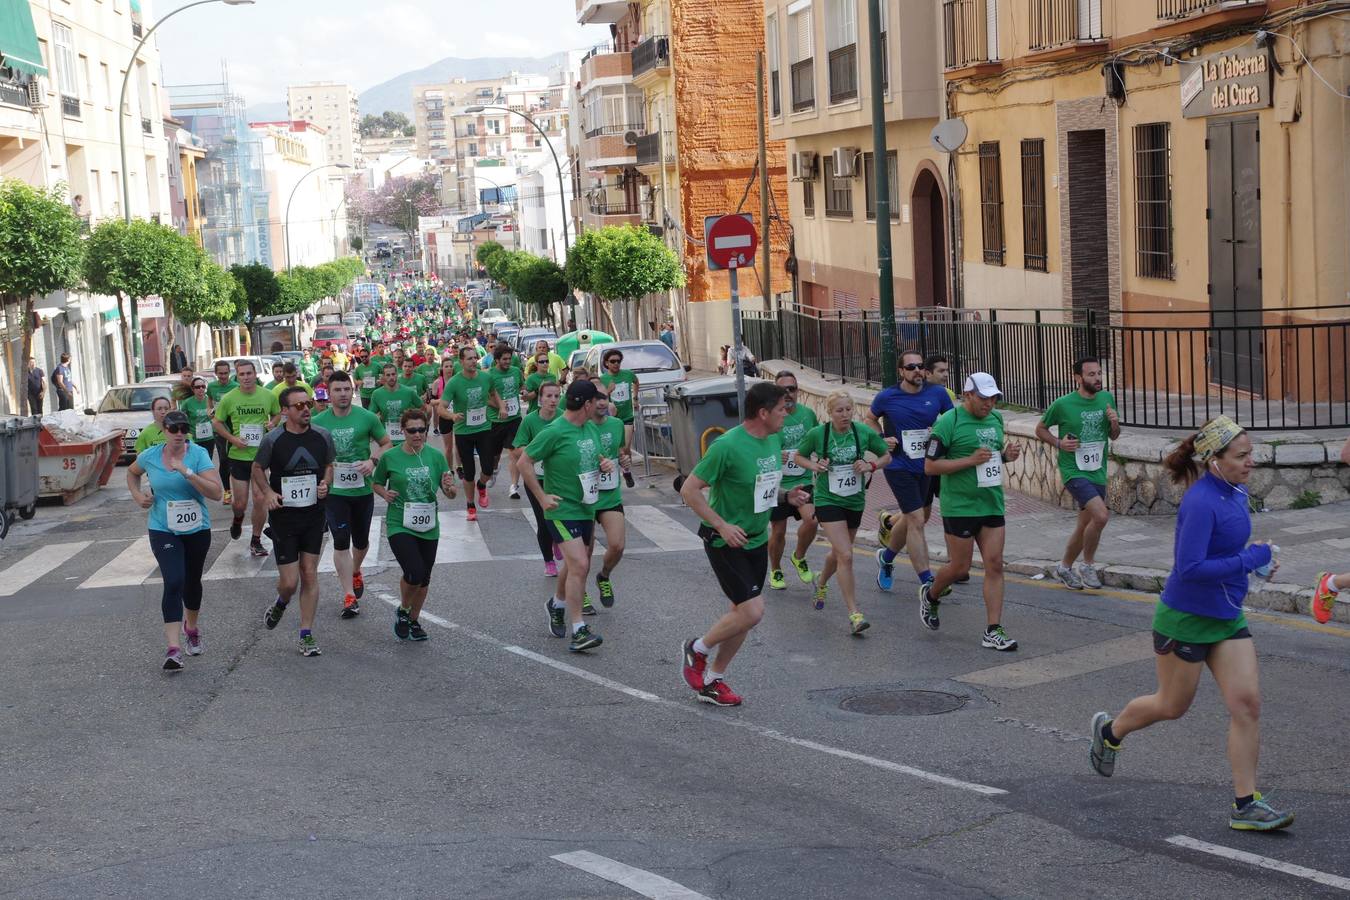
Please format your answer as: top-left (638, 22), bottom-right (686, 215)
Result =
top-left (583, 196), bottom-right (642, 228)
top-left (790, 59), bottom-right (815, 112)
top-left (141, 117), bottom-right (153, 135)
top-left (827, 44), bottom-right (858, 103)
top-left (582, 125), bottom-right (642, 170)
top-left (1158, 0), bottom-right (1263, 20)
top-left (132, 21), bottom-right (142, 38)
top-left (631, 35), bottom-right (671, 84)
top-left (575, 0), bottom-right (629, 25)
top-left (60, 95), bottom-right (80, 118)
top-left (0, 75), bottom-right (32, 108)
top-left (943, 0), bottom-right (999, 70)
top-left (1029, 0), bottom-right (1106, 51)
top-left (635, 130), bottom-right (675, 168)
top-left (580, 44), bottom-right (633, 90)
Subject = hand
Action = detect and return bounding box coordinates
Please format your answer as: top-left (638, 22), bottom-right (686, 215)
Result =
top-left (1005, 442), bottom-right (1022, 462)
top-left (134, 491), bottom-right (153, 510)
top-left (230, 436), bottom-right (248, 450)
top-left (599, 458), bottom-right (614, 474)
top-left (450, 412), bottom-right (464, 423)
top-left (619, 451), bottom-right (632, 470)
top-left (1059, 435), bottom-right (1080, 452)
top-left (853, 459), bottom-right (873, 475)
top-left (786, 487), bottom-right (810, 508)
top-left (266, 490), bottom-right (283, 511)
top-left (357, 460), bottom-right (376, 476)
top-left (815, 457), bottom-right (830, 473)
top-left (883, 436), bottom-right (899, 451)
top-left (440, 472), bottom-right (457, 495)
top-left (317, 481), bottom-right (329, 500)
top-left (170, 456), bottom-right (191, 476)
top-left (970, 447), bottom-right (993, 465)
top-left (1105, 408), bottom-right (1119, 427)
top-left (381, 488), bottom-right (399, 503)
top-left (541, 493), bottom-right (561, 512)
top-left (717, 522), bottom-right (749, 548)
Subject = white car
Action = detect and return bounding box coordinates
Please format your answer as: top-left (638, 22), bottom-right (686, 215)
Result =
top-left (87, 382), bottom-right (178, 462)
top-left (480, 308), bottom-right (509, 327)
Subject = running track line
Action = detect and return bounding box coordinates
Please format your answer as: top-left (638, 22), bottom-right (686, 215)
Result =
top-left (1165, 836), bottom-right (1350, 892)
top-left (552, 850), bottom-right (712, 899)
top-left (375, 593), bottom-right (1006, 797)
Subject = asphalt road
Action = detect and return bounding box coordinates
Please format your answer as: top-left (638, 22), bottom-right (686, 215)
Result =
top-left (2, 478), bottom-right (1349, 899)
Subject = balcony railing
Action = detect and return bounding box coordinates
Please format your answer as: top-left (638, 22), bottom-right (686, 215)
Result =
top-left (790, 58), bottom-right (815, 111)
top-left (587, 197), bottom-right (641, 216)
top-left (770, 69), bottom-right (781, 116)
top-left (141, 117), bottom-right (153, 135)
top-left (827, 44), bottom-right (858, 103)
top-left (132, 21), bottom-right (142, 37)
top-left (0, 77), bottom-right (32, 108)
top-left (1158, 0), bottom-right (1263, 19)
top-left (1029, 0), bottom-right (1105, 49)
top-left (635, 130), bottom-right (675, 166)
top-left (584, 122), bottom-right (644, 140)
top-left (61, 95), bottom-right (80, 118)
top-left (632, 35), bottom-right (671, 77)
top-left (943, 0), bottom-right (995, 69)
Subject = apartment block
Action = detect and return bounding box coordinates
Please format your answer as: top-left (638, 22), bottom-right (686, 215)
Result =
top-left (248, 120), bottom-right (346, 270)
top-left (287, 82), bottom-right (362, 167)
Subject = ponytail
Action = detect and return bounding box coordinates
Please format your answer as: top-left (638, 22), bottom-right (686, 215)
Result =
top-left (1164, 434), bottom-right (1201, 486)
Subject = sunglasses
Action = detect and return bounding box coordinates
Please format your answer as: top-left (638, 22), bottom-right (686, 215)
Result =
top-left (193, 384), bottom-right (206, 390)
top-left (289, 401), bottom-right (315, 410)
top-left (783, 386), bottom-right (799, 392)
top-left (901, 363), bottom-right (926, 371)
top-left (165, 423), bottom-right (191, 435)
top-left (403, 426), bottom-right (428, 435)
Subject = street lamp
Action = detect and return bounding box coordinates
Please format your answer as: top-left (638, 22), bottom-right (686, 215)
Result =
top-left (117, 0), bottom-right (255, 381)
top-left (284, 163), bottom-right (352, 270)
top-left (463, 105), bottom-right (569, 254)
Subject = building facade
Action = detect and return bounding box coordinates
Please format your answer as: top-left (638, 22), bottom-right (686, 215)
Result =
top-left (287, 82), bottom-right (362, 168)
top-left (248, 120), bottom-right (346, 270)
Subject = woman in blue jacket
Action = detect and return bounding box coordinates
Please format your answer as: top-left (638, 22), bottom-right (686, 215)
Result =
top-left (1087, 416), bottom-right (1292, 832)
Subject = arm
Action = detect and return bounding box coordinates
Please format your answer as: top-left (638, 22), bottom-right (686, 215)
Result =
top-left (1172, 502), bottom-right (1271, 581)
top-left (679, 472), bottom-right (746, 548)
top-left (251, 461), bottom-right (280, 510)
top-left (213, 416), bottom-right (244, 448)
top-left (517, 451), bottom-right (558, 511)
top-left (126, 461), bottom-right (152, 509)
top-left (491, 388), bottom-right (506, 417)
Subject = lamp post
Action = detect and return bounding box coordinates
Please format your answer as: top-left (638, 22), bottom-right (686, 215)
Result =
top-left (284, 162), bottom-right (352, 270)
top-left (463, 105), bottom-right (568, 254)
top-left (118, 0), bottom-right (254, 381)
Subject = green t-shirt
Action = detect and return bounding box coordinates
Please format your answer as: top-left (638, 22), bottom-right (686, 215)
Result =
top-left (416, 362), bottom-right (439, 382)
top-left (690, 424), bottom-right (783, 550)
top-left (600, 369), bottom-right (638, 422)
top-left (795, 421), bottom-right (889, 511)
top-left (269, 380), bottom-right (314, 401)
top-left (523, 371), bottom-right (556, 413)
top-left (487, 365), bottom-right (523, 423)
top-left (374, 444), bottom-right (449, 541)
top-left (134, 422), bottom-right (166, 454)
top-left (369, 385), bottom-right (425, 443)
top-left (214, 386), bottom-right (281, 461)
top-left (398, 373), bottom-right (427, 396)
top-left (354, 362), bottom-right (382, 397)
top-left (513, 410), bottom-right (559, 450)
top-left (1040, 390), bottom-right (1117, 487)
top-left (180, 396), bottom-right (214, 445)
top-left (777, 403), bottom-right (820, 489)
top-left (299, 356), bottom-right (319, 382)
top-left (930, 406), bottom-right (1007, 518)
top-left (312, 406), bottom-right (388, 497)
top-left (445, 372), bottom-right (494, 435)
top-left (593, 415), bottom-right (626, 512)
top-left (206, 378), bottom-right (237, 405)
top-left (1153, 600), bottom-right (1248, 644)
top-left (525, 414), bottom-right (603, 522)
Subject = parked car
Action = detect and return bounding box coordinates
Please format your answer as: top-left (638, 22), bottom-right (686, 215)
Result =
top-left (515, 329), bottom-right (559, 353)
top-left (311, 324), bottom-right (351, 351)
top-left (582, 340), bottom-right (686, 406)
top-left (212, 356), bottom-right (272, 380)
top-left (342, 312), bottom-right (368, 330)
top-left (480, 308), bottom-right (509, 328)
top-left (86, 382), bottom-right (178, 463)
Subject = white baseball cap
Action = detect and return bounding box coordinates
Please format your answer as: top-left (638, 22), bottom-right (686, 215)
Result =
top-left (963, 372), bottom-right (1002, 398)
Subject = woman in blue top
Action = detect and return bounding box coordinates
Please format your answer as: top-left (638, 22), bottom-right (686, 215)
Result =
top-left (126, 409), bottom-right (223, 671)
top-left (1089, 416), bottom-right (1292, 832)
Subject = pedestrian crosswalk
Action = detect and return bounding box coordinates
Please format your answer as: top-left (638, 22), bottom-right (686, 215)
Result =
top-left (5, 504), bottom-right (704, 594)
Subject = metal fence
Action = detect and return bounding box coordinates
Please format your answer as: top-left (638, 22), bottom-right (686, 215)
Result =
top-left (634, 400), bottom-right (676, 478)
top-left (741, 305), bottom-right (1350, 430)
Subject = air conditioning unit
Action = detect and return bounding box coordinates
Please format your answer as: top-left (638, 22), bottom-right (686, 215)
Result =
top-left (622, 130), bottom-right (640, 147)
top-left (791, 150), bottom-right (819, 181)
top-left (832, 147), bottom-right (859, 178)
top-left (26, 79), bottom-right (46, 107)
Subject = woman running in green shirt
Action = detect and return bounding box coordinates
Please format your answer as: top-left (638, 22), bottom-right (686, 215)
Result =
top-left (135, 396), bottom-right (172, 454)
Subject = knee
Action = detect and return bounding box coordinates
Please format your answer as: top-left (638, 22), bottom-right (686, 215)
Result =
top-left (1157, 695), bottom-right (1194, 721)
top-left (982, 552), bottom-right (1005, 573)
top-left (1228, 690), bottom-right (1261, 723)
top-left (608, 535), bottom-right (626, 556)
top-left (1091, 508), bottom-right (1111, 529)
top-left (740, 600), bottom-right (765, 627)
top-left (903, 510), bottom-right (926, 529)
top-left (331, 531), bottom-right (352, 553)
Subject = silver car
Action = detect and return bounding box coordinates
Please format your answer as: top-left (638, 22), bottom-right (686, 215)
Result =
top-left (88, 383), bottom-right (177, 462)
top-left (582, 340), bottom-right (687, 407)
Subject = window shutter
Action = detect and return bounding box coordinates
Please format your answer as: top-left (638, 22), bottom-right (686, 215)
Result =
top-left (985, 0), bottom-right (999, 61)
top-left (1077, 0), bottom-right (1102, 40)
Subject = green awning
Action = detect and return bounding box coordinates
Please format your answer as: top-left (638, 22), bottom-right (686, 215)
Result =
top-left (0, 0), bottom-right (47, 77)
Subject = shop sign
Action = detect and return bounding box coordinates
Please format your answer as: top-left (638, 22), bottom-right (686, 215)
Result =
top-left (1182, 48), bottom-right (1272, 118)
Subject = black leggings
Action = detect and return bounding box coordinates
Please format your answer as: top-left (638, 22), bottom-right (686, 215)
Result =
top-left (455, 430), bottom-right (495, 485)
top-left (524, 482), bottom-right (554, 563)
top-left (149, 528), bottom-right (211, 623)
top-left (388, 532), bottom-right (438, 587)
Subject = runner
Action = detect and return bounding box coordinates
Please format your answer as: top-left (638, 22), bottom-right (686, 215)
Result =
top-left (354, 349), bottom-right (381, 409)
top-left (1090, 416), bottom-right (1293, 832)
top-left (767, 371), bottom-right (819, 591)
top-left (212, 360), bottom-right (281, 558)
top-left (180, 376), bottom-right (216, 460)
top-left (207, 361), bottom-right (238, 504)
top-left (486, 345), bottom-right (524, 499)
top-left (599, 348), bottom-right (639, 487)
top-left (126, 410), bottom-right (221, 670)
top-left (517, 380), bottom-right (611, 652)
top-left (522, 351), bottom-right (555, 414)
top-left (370, 363), bottom-right (425, 446)
top-left (429, 355), bottom-right (459, 475)
top-left (313, 371), bottom-right (392, 619)
top-left (372, 408), bottom-right (457, 642)
top-left (268, 362), bottom-right (313, 401)
top-left (925, 353), bottom-right (957, 403)
top-left (866, 350), bottom-right (953, 593)
top-left (590, 383), bottom-right (630, 608)
top-left (921, 373), bottom-right (1023, 650)
top-left (398, 357), bottom-right (427, 399)
top-left (444, 345), bottom-right (503, 522)
top-left (679, 382), bottom-right (809, 706)
top-left (134, 396), bottom-right (171, 453)
top-left (1035, 357), bottom-right (1120, 590)
top-left (263, 359), bottom-right (285, 390)
top-left (256, 386), bottom-right (335, 658)
top-left (794, 391), bottom-right (891, 634)
top-left (513, 381), bottom-right (564, 576)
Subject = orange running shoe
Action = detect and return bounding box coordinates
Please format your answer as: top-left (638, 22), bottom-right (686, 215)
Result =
top-left (467, 506), bottom-right (478, 522)
top-left (340, 594), bottom-right (360, 619)
top-left (1312, 572), bottom-right (1338, 624)
top-left (352, 570), bottom-right (365, 599)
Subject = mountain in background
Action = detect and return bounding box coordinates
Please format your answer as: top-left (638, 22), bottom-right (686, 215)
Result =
top-left (243, 101), bottom-right (288, 122)
top-left (360, 53), bottom-right (568, 117)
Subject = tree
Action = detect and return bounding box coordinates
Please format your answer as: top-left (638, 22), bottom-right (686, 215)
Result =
top-left (508, 255), bottom-right (569, 317)
top-left (564, 226), bottom-right (683, 338)
top-left (172, 258), bottom-right (237, 363)
top-left (0, 180), bottom-right (84, 409)
top-left (349, 235), bottom-right (364, 253)
top-left (228, 261), bottom-right (281, 328)
top-left (476, 241), bottom-right (505, 269)
top-left (359, 111), bottom-right (414, 138)
top-left (351, 173), bottom-right (439, 246)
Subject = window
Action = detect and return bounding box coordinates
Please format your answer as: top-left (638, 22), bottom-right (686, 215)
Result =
top-left (825, 0), bottom-right (857, 103)
top-left (789, 5), bottom-right (814, 112)
top-left (467, 142), bottom-right (478, 156)
top-left (1020, 139), bottom-right (1047, 271)
top-left (863, 150), bottom-right (898, 220)
top-left (99, 62), bottom-right (110, 107)
top-left (978, 141), bottom-right (1005, 265)
top-left (766, 13), bottom-right (781, 117)
top-left (52, 23), bottom-right (79, 100)
top-left (803, 176), bottom-right (815, 217)
top-left (1133, 122), bottom-right (1173, 279)
top-left (824, 155), bottom-right (852, 218)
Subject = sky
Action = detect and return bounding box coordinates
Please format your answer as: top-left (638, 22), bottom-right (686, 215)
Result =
top-left (155, 0), bottom-right (600, 108)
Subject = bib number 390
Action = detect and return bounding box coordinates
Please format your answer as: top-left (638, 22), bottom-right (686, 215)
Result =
top-left (403, 501), bottom-right (436, 532)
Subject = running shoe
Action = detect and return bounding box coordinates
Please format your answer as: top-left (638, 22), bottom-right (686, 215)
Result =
top-left (596, 574), bottom-right (615, 608)
top-left (768, 569), bottom-right (787, 590)
top-left (698, 678), bottom-right (742, 707)
top-left (1229, 792), bottom-right (1294, 831)
top-left (394, 606), bottom-right (411, 640)
top-left (1078, 563), bottom-right (1103, 590)
top-left (163, 647), bottom-right (185, 671)
top-left (812, 579), bottom-right (827, 611)
top-left (408, 620), bottom-right (429, 641)
top-left (682, 639), bottom-right (708, 690)
top-left (352, 571), bottom-right (365, 599)
top-left (544, 560), bottom-right (558, 577)
top-left (229, 515), bottom-right (243, 540)
top-left (568, 625), bottom-right (602, 652)
top-left (623, 470), bottom-right (636, 488)
top-left (919, 582), bottom-right (940, 631)
top-left (264, 600), bottom-right (287, 630)
top-left (582, 593), bottom-right (596, 616)
top-left (183, 627), bottom-right (203, 656)
top-left (477, 485), bottom-right (490, 509)
top-left (877, 510), bottom-right (894, 546)
top-left (509, 484), bottom-right (520, 499)
top-left (982, 625), bottom-right (1018, 651)
top-left (790, 553), bottom-right (814, 584)
top-left (1053, 564), bottom-right (1084, 590)
top-left (1089, 711), bottom-right (1119, 778)
top-left (849, 612), bottom-right (870, 636)
top-left (1312, 571), bottom-right (1337, 624)
top-left (546, 599), bottom-right (566, 638)
top-left (487, 471), bottom-right (498, 489)
top-left (955, 574), bottom-right (970, 584)
top-left (249, 538), bottom-right (268, 558)
top-left (456, 466), bottom-right (466, 481)
top-left (299, 633), bottom-right (322, 657)
top-left (875, 547), bottom-right (894, 591)
top-left (341, 594), bottom-right (360, 619)
top-left (466, 506), bottom-right (478, 523)
top-left (222, 490), bottom-right (232, 506)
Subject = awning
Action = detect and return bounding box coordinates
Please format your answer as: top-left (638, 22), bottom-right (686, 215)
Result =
top-left (0, 0), bottom-right (48, 77)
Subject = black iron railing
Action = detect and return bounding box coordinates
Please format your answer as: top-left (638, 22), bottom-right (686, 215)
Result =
top-left (740, 305), bottom-right (1350, 430)
top-left (828, 44), bottom-right (858, 103)
top-left (1158, 0), bottom-right (1262, 19)
top-left (141, 117), bottom-right (153, 134)
top-left (790, 59), bottom-right (815, 111)
top-left (61, 94), bottom-right (80, 118)
top-left (0, 77), bottom-right (31, 108)
top-left (632, 35), bottom-right (670, 77)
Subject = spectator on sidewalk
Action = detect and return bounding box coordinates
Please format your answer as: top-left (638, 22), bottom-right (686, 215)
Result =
top-left (170, 343), bottom-right (189, 374)
top-left (52, 353), bottom-right (76, 410)
top-left (659, 321), bottom-right (676, 356)
top-left (25, 357), bottom-right (45, 416)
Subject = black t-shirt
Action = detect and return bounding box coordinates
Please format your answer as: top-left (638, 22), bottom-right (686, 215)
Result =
top-left (255, 425), bottom-right (335, 514)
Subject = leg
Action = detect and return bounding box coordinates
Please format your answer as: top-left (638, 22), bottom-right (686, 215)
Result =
top-left (296, 553), bottom-right (321, 630)
top-left (973, 526), bottom-right (1006, 628)
top-left (558, 535), bottom-right (591, 628)
top-left (230, 475), bottom-right (249, 521)
top-left (526, 488), bottom-right (553, 564)
top-left (406, 539), bottom-right (437, 620)
top-left (1112, 651), bottom-right (1204, 738)
top-left (768, 518), bottom-right (787, 571)
top-left (1079, 497), bottom-right (1110, 566)
top-left (791, 505), bottom-right (818, 561)
top-left (931, 531), bottom-right (975, 597)
top-left (902, 508), bottom-right (931, 578)
top-left (150, 531), bottom-right (187, 649)
top-left (1207, 637), bottom-right (1261, 798)
top-left (327, 499), bottom-right (355, 598)
top-left (702, 596), bottom-right (765, 677)
top-left (181, 529), bottom-right (211, 633)
top-left (250, 482), bottom-right (267, 539)
top-left (456, 433), bottom-right (478, 505)
top-left (1062, 508), bottom-right (1091, 569)
top-left (597, 510), bottom-right (626, 577)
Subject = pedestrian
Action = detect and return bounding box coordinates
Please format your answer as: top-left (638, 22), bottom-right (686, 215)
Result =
top-left (134, 396), bottom-right (171, 454)
top-left (679, 381), bottom-right (810, 706)
top-left (25, 357), bottom-right (45, 417)
top-left (212, 360), bottom-right (281, 558)
top-left (372, 408), bottom-right (456, 642)
top-left (513, 381), bottom-right (564, 576)
top-left (170, 343), bottom-right (188, 374)
top-left (1036, 357), bottom-right (1120, 590)
top-left (590, 383), bottom-right (630, 608)
top-left (794, 391), bottom-right (892, 634)
top-left (766, 370), bottom-right (819, 592)
top-left (659, 321), bottom-right (676, 354)
top-left (52, 353), bottom-right (76, 411)
top-left (1090, 415), bottom-right (1293, 832)
top-left (921, 373), bottom-right (1023, 651)
top-left (207, 361), bottom-right (238, 504)
top-left (257, 386), bottom-right (335, 658)
top-left (126, 409), bottom-right (221, 671)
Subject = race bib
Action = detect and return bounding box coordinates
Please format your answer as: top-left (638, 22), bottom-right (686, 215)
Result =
top-left (387, 421), bottom-right (404, 441)
top-left (504, 397), bottom-right (520, 417)
top-left (753, 469), bottom-right (782, 514)
top-left (610, 382), bottom-right (630, 403)
top-left (281, 474), bottom-right (317, 507)
top-left (466, 407), bottom-right (487, 427)
top-left (403, 501), bottom-right (436, 532)
top-left (240, 424), bottom-right (263, 447)
top-left (828, 464), bottom-right (862, 497)
top-left (194, 420), bottom-right (213, 441)
top-left (784, 457), bottom-right (806, 477)
top-left (901, 429), bottom-right (930, 460)
top-left (578, 469), bottom-right (600, 505)
top-left (1075, 441), bottom-right (1105, 473)
top-left (166, 499), bottom-right (203, 534)
top-left (598, 465), bottom-right (618, 491)
top-left (334, 461), bottom-right (364, 489)
top-left (362, 376), bottom-right (376, 390)
top-left (976, 452), bottom-right (1003, 488)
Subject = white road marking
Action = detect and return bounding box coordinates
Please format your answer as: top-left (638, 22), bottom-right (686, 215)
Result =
top-left (551, 850), bottom-right (712, 900)
top-left (435, 511), bottom-right (493, 562)
top-left (505, 646), bottom-right (663, 701)
top-left (0, 541), bottom-right (91, 597)
top-left (622, 504), bottom-right (703, 551)
top-left (203, 533), bottom-right (273, 581)
top-left (1165, 835), bottom-right (1350, 891)
top-left (78, 537), bottom-right (157, 589)
top-left (317, 516), bottom-right (382, 573)
top-left (1322, 537), bottom-right (1350, 550)
top-left (956, 632), bottom-right (1154, 689)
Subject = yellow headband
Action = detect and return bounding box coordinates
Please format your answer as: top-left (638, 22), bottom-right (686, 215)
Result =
top-left (1194, 415), bottom-right (1244, 461)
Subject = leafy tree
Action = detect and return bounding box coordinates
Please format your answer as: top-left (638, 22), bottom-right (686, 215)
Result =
top-left (0, 180), bottom-right (84, 407)
top-left (563, 229), bottom-right (601, 297)
top-left (349, 235), bottom-right (364, 253)
top-left (508, 255), bottom-right (569, 314)
top-left (348, 173), bottom-right (439, 246)
top-left (275, 266), bottom-right (322, 315)
top-left (228, 261), bottom-right (281, 327)
top-left (475, 241), bottom-right (505, 269)
top-left (359, 111), bottom-right (414, 138)
top-left (589, 225), bottom-right (684, 303)
top-left (172, 258), bottom-right (237, 364)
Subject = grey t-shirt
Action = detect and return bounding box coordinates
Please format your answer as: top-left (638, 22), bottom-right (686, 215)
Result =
top-left (254, 425), bottom-right (335, 504)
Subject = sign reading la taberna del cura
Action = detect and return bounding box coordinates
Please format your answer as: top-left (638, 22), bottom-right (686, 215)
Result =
top-left (1180, 47), bottom-right (1273, 118)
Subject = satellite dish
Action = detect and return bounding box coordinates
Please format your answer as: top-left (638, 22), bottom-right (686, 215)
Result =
top-left (930, 118), bottom-right (969, 154)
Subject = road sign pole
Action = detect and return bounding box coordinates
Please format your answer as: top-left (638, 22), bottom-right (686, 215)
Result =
top-left (868, 0), bottom-right (896, 388)
top-left (729, 260), bottom-right (746, 418)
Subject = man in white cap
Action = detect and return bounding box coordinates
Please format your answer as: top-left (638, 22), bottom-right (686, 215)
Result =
top-left (921, 372), bottom-right (1023, 651)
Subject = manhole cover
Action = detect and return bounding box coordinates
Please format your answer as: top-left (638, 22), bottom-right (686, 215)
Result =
top-left (839, 690), bottom-right (967, 716)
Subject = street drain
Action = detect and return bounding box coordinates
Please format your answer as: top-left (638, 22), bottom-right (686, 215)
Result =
top-left (839, 690), bottom-right (967, 716)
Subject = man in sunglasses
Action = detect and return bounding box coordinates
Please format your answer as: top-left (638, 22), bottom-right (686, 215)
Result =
top-left (767, 370), bottom-right (819, 591)
top-left (255, 386), bottom-right (336, 658)
top-left (599, 349), bottom-right (639, 487)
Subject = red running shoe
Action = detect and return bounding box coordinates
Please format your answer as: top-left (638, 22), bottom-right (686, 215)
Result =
top-left (477, 485), bottom-right (490, 509)
top-left (352, 570), bottom-right (365, 599)
top-left (698, 678), bottom-right (743, 707)
top-left (1312, 572), bottom-right (1338, 624)
top-left (466, 506), bottom-right (478, 522)
top-left (681, 639), bottom-right (707, 691)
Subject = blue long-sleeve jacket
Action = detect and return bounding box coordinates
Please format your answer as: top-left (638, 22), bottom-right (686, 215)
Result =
top-left (1159, 471), bottom-right (1271, 621)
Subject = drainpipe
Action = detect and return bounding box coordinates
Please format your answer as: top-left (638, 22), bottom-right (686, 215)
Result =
top-left (945, 81), bottom-right (964, 309)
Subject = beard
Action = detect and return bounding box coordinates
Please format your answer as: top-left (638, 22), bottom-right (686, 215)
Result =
top-left (1081, 382), bottom-right (1101, 395)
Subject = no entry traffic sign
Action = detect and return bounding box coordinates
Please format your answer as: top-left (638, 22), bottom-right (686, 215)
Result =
top-left (705, 214), bottom-right (758, 271)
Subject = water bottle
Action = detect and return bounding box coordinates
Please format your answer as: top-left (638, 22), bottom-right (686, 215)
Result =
top-left (1253, 544), bottom-right (1279, 579)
